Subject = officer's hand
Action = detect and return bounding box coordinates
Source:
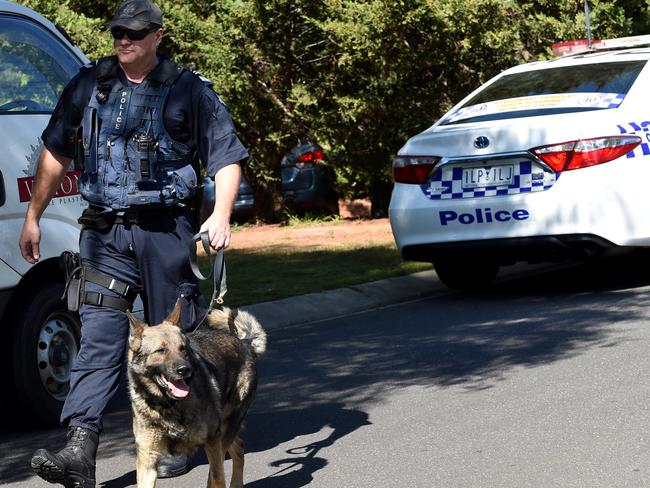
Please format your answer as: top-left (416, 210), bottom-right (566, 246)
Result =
top-left (19, 219), bottom-right (41, 263)
top-left (199, 212), bottom-right (231, 250)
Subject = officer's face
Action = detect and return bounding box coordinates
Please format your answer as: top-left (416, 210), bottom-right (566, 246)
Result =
top-left (114, 27), bottom-right (163, 68)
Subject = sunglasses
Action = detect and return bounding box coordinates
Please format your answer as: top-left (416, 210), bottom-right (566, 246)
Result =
top-left (111, 25), bottom-right (159, 41)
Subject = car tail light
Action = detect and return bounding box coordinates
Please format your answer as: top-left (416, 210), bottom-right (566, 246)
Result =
top-left (531, 136), bottom-right (641, 173)
top-left (392, 156), bottom-right (440, 184)
top-left (296, 149), bottom-right (325, 167)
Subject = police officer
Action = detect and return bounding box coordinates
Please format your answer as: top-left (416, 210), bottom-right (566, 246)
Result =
top-left (19, 1), bottom-right (247, 486)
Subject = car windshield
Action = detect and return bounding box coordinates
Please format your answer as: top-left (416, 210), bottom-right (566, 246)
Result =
top-left (441, 60), bottom-right (646, 125)
top-left (0, 14), bottom-right (81, 113)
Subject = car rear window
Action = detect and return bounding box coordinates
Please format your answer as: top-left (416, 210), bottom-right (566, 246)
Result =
top-left (0, 14), bottom-right (81, 114)
top-left (442, 60), bottom-right (646, 125)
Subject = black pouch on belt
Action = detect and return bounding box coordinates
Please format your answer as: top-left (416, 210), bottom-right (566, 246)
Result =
top-left (60, 251), bottom-right (84, 312)
top-left (77, 206), bottom-right (116, 231)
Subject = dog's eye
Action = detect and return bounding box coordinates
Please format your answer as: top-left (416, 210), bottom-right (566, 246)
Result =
top-left (179, 345), bottom-right (185, 352)
top-left (154, 347), bottom-right (167, 354)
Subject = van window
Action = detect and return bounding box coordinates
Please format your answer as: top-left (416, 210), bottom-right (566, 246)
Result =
top-left (0, 15), bottom-right (81, 113)
top-left (442, 60), bottom-right (646, 125)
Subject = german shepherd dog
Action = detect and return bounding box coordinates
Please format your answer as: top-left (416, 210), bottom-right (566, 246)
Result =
top-left (127, 301), bottom-right (267, 488)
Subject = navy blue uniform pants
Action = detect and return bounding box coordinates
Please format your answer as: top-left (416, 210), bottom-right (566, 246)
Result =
top-left (61, 208), bottom-right (207, 433)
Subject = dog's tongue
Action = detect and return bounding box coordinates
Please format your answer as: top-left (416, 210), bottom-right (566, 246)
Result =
top-left (165, 377), bottom-right (190, 399)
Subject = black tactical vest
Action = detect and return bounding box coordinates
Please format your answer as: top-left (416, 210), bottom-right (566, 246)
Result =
top-left (77, 56), bottom-right (197, 209)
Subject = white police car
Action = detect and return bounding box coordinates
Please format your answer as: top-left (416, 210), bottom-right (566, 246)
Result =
top-left (389, 38), bottom-right (650, 289)
top-left (0, 0), bottom-right (88, 424)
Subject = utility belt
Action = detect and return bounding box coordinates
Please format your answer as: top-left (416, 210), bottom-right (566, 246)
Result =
top-left (78, 204), bottom-right (191, 230)
top-left (60, 251), bottom-right (137, 312)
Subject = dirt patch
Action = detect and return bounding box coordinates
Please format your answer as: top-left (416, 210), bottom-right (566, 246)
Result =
top-left (339, 198), bottom-right (372, 219)
top-left (231, 217), bottom-right (394, 252)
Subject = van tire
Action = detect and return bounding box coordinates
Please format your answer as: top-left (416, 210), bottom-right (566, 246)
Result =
top-left (9, 281), bottom-right (81, 427)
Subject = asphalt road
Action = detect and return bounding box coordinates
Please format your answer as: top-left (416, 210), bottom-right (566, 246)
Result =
top-left (4, 254), bottom-right (650, 487)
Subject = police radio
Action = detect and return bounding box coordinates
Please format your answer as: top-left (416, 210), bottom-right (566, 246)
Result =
top-left (133, 132), bottom-right (158, 187)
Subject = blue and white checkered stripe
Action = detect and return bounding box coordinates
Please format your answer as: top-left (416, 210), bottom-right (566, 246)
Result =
top-left (421, 161), bottom-right (558, 200)
top-left (597, 93), bottom-right (625, 109)
top-left (618, 121), bottom-right (650, 159)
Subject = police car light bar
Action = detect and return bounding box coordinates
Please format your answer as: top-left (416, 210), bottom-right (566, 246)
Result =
top-left (597, 35), bottom-right (650, 50)
top-left (551, 40), bottom-right (601, 57)
top-left (531, 135), bottom-right (641, 173)
top-left (393, 156), bottom-right (440, 184)
top-left (552, 1), bottom-right (650, 57)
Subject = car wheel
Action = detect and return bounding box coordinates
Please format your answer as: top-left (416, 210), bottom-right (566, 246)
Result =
top-left (433, 259), bottom-right (499, 290)
top-left (9, 281), bottom-right (81, 427)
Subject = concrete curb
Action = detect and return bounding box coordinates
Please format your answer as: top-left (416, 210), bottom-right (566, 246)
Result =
top-left (241, 269), bottom-right (443, 330)
top-left (240, 261), bottom-right (565, 330)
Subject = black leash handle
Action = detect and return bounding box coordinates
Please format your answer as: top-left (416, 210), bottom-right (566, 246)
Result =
top-left (189, 231), bottom-right (227, 306)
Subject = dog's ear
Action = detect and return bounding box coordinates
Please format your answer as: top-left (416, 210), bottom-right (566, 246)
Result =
top-left (165, 299), bottom-right (183, 328)
top-left (127, 312), bottom-right (145, 351)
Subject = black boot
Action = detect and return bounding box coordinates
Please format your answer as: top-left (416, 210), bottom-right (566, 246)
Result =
top-left (156, 452), bottom-right (189, 478)
top-left (30, 426), bottom-right (98, 488)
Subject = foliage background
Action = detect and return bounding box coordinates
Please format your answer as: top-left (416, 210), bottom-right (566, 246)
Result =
top-left (19, 0), bottom-right (650, 219)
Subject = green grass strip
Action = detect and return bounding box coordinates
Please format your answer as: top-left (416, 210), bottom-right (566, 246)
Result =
top-left (197, 244), bottom-right (431, 307)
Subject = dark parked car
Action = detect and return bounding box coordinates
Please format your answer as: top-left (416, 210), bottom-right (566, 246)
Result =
top-left (232, 142), bottom-right (339, 221)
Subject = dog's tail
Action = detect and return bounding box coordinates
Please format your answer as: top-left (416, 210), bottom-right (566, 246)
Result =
top-left (208, 307), bottom-right (267, 357)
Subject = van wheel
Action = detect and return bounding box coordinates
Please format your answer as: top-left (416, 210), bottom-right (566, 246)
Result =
top-left (9, 281), bottom-right (81, 427)
top-left (433, 259), bottom-right (499, 290)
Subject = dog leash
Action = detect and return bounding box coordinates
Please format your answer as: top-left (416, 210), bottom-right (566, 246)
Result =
top-left (189, 230), bottom-right (227, 313)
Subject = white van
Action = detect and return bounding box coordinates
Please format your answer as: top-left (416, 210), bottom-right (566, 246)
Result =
top-left (0, 0), bottom-right (88, 425)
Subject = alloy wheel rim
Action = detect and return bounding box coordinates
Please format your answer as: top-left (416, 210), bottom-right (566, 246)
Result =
top-left (36, 313), bottom-right (79, 401)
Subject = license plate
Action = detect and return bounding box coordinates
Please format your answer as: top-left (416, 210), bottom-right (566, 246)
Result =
top-left (462, 165), bottom-right (514, 188)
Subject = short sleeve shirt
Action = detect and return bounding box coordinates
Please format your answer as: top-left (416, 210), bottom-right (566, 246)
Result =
top-left (42, 56), bottom-right (248, 178)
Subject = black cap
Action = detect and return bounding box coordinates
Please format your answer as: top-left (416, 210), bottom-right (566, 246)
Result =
top-left (108, 0), bottom-right (163, 30)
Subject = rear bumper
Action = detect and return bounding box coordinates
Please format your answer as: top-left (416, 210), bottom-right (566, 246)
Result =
top-left (232, 194), bottom-right (254, 221)
top-left (402, 234), bottom-right (619, 265)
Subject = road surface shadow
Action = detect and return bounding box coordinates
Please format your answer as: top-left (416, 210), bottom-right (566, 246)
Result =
top-left (2, 253), bottom-right (650, 486)
top-left (1, 393), bottom-right (369, 488)
top-left (493, 251), bottom-right (650, 296)
top-left (188, 404), bottom-right (370, 488)
top-left (254, 253), bottom-right (650, 407)
top-left (94, 403), bottom-right (368, 488)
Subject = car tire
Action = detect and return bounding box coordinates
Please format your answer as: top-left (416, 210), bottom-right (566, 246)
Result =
top-left (9, 281), bottom-right (81, 427)
top-left (433, 259), bottom-right (499, 290)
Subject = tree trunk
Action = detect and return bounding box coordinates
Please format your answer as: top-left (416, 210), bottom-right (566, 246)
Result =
top-left (251, 178), bottom-right (283, 223)
top-left (367, 151), bottom-right (393, 219)
top-left (370, 175), bottom-right (392, 219)
top-left (241, 151), bottom-right (285, 224)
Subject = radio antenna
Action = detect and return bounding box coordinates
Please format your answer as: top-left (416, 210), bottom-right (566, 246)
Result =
top-left (584, 0), bottom-right (593, 48)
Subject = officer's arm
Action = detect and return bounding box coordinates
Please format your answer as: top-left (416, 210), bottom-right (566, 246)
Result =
top-left (200, 162), bottom-right (241, 250)
top-left (19, 147), bottom-right (72, 263)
